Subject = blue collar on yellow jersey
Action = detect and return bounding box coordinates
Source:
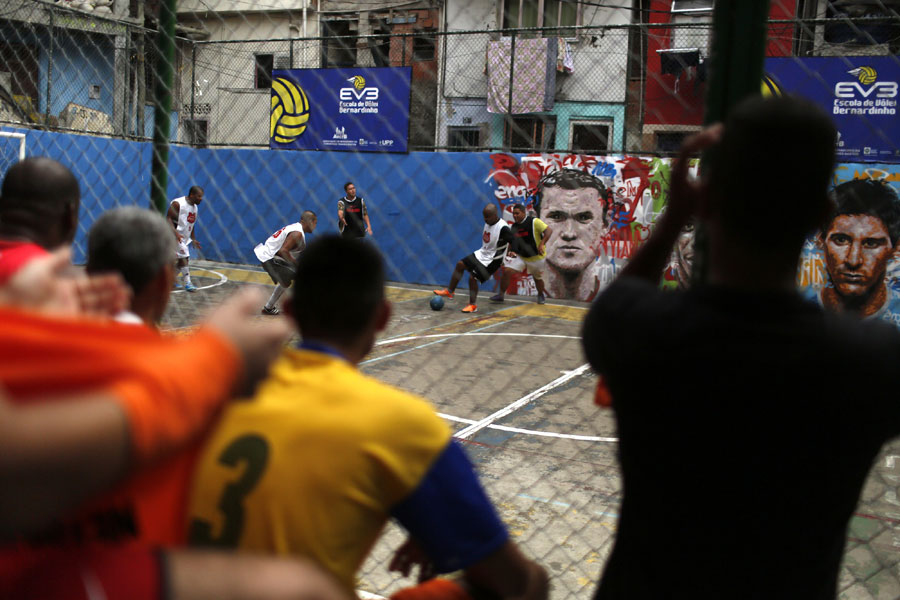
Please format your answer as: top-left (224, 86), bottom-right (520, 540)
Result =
top-left (297, 339), bottom-right (347, 361)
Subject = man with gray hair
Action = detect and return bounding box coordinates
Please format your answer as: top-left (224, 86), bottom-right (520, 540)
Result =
top-left (87, 207), bottom-right (176, 326)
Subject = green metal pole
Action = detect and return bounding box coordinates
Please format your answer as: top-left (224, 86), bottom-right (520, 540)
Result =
top-left (150, 0), bottom-right (177, 215)
top-left (692, 0), bottom-right (770, 285)
top-left (703, 1), bottom-right (770, 125)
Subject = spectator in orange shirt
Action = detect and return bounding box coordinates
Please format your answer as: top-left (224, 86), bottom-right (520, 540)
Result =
top-left (0, 249), bottom-right (344, 600)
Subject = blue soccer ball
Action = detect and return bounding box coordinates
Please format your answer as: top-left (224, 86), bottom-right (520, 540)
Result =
top-left (430, 296), bottom-right (445, 311)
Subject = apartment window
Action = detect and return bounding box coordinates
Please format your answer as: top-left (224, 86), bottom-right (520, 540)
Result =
top-left (447, 127), bottom-right (481, 151)
top-left (656, 131), bottom-right (688, 153)
top-left (254, 54), bottom-right (274, 89)
top-left (371, 25), bottom-right (391, 68)
top-left (628, 0), bottom-right (650, 81)
top-left (504, 115), bottom-right (557, 152)
top-left (184, 119), bottom-right (209, 148)
top-left (502, 0), bottom-right (578, 33)
top-left (823, 0), bottom-right (900, 45)
top-left (323, 20), bottom-right (357, 68)
top-left (670, 0), bottom-right (713, 54)
top-left (0, 43), bottom-right (38, 105)
top-left (413, 30), bottom-right (437, 61)
top-left (570, 121), bottom-right (611, 154)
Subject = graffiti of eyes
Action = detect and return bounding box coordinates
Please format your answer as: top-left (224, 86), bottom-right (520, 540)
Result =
top-left (546, 210), bottom-right (595, 224)
top-left (828, 233), bottom-right (889, 249)
top-left (863, 238), bottom-right (889, 249)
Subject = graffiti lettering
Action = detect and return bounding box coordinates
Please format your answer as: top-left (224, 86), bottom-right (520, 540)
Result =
top-left (494, 185), bottom-right (529, 200)
top-left (798, 255), bottom-right (827, 288)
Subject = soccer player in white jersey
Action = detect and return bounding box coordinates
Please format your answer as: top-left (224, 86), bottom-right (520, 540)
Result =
top-left (255, 210), bottom-right (317, 315)
top-left (167, 186), bottom-right (203, 292)
top-left (434, 203), bottom-right (514, 313)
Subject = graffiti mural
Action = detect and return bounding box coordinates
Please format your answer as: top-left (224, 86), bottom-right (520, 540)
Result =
top-left (485, 152), bottom-right (695, 301)
top-left (799, 163), bottom-right (900, 328)
top-left (485, 155), bottom-right (900, 320)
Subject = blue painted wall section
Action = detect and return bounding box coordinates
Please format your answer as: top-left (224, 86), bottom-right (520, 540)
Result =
top-left (5, 127), bottom-right (899, 293)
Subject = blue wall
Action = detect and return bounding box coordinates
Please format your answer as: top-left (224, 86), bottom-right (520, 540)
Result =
top-left (0, 23), bottom-right (162, 138)
top-left (45, 32), bottom-right (115, 119)
top-left (8, 127), bottom-right (498, 287)
top-left (10, 126), bottom-right (897, 290)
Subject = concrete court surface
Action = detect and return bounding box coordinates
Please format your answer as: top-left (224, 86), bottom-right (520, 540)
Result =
top-left (162, 260), bottom-right (900, 600)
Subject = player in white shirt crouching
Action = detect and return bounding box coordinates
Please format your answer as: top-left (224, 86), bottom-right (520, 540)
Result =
top-left (255, 210), bottom-right (317, 315)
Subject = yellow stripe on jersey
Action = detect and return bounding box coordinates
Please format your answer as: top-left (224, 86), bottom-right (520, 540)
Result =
top-left (186, 348), bottom-right (452, 592)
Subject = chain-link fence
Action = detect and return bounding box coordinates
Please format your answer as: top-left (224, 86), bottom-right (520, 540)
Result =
top-left (2, 0), bottom-right (900, 598)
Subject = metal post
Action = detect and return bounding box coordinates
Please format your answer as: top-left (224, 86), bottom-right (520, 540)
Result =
top-left (190, 43), bottom-right (196, 145)
top-left (692, 0), bottom-right (770, 286)
top-left (704, 1), bottom-right (769, 125)
top-left (45, 8), bottom-right (54, 126)
top-left (136, 0), bottom-right (145, 137)
top-left (150, 0), bottom-right (177, 215)
top-left (506, 30), bottom-right (517, 149)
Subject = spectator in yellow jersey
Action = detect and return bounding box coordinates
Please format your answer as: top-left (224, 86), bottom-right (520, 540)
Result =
top-left (186, 235), bottom-right (548, 600)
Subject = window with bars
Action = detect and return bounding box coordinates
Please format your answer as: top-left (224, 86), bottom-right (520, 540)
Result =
top-left (184, 119), bottom-right (209, 148)
top-left (504, 115), bottom-right (557, 152)
top-left (413, 30), bottom-right (437, 61)
top-left (570, 121), bottom-right (611, 154)
top-left (322, 20), bottom-right (358, 68)
top-left (502, 0), bottom-right (579, 35)
top-left (656, 131), bottom-right (689, 153)
top-left (254, 54), bottom-right (274, 89)
top-left (447, 127), bottom-right (481, 151)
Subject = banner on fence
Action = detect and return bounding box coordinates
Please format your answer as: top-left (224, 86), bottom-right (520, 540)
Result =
top-left (269, 67), bottom-right (411, 153)
top-left (764, 57), bottom-right (900, 163)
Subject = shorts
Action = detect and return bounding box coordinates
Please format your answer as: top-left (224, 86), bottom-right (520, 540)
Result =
top-left (262, 256), bottom-right (296, 287)
top-left (506, 255), bottom-right (546, 280)
top-left (175, 240), bottom-right (191, 259)
top-left (2, 543), bottom-right (165, 600)
top-left (462, 253), bottom-right (503, 284)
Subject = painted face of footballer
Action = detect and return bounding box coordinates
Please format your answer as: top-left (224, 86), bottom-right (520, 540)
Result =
top-left (824, 213), bottom-right (894, 303)
top-left (542, 186), bottom-right (605, 273)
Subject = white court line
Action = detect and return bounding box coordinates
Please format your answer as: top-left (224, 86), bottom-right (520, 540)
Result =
top-left (356, 591), bottom-right (387, 600)
top-left (455, 364), bottom-right (592, 440)
top-left (372, 332), bottom-right (600, 441)
top-left (363, 319), bottom-right (528, 365)
top-left (172, 268), bottom-right (228, 293)
top-left (438, 412), bottom-right (618, 443)
top-left (376, 332), bottom-right (579, 346)
top-left (186, 262), bottom-right (438, 294)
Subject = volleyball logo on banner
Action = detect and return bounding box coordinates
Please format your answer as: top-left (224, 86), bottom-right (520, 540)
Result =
top-left (268, 67), bottom-right (410, 153)
top-left (348, 75), bottom-right (366, 90)
top-left (761, 74), bottom-right (782, 98)
top-left (849, 66), bottom-right (877, 86)
top-left (270, 76), bottom-right (310, 144)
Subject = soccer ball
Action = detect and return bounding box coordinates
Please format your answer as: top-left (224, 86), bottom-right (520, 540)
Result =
top-left (430, 296), bottom-right (445, 311)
